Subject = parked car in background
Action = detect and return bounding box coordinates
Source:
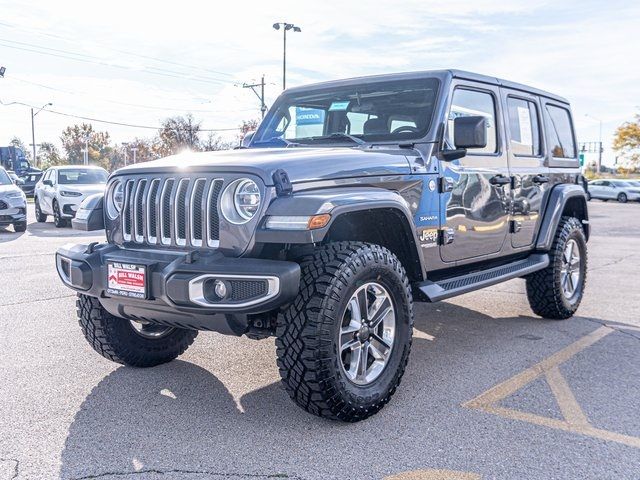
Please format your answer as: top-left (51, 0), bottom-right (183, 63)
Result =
top-left (34, 166), bottom-right (108, 227)
top-left (19, 171), bottom-right (43, 197)
top-left (0, 167), bottom-right (27, 232)
top-left (587, 179), bottom-right (640, 202)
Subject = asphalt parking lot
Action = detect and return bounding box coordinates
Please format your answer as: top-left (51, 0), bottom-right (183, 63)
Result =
top-left (1, 201), bottom-right (639, 480)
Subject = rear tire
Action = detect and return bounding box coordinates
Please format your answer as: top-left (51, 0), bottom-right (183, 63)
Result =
top-left (617, 193), bottom-right (628, 203)
top-left (35, 198), bottom-right (47, 222)
top-left (76, 294), bottom-right (198, 367)
top-left (276, 242), bottom-right (414, 422)
top-left (526, 217), bottom-right (587, 320)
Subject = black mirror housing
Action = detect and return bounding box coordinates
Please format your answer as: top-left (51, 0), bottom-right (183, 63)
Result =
top-left (71, 193), bottom-right (105, 231)
top-left (454, 116), bottom-right (487, 149)
top-left (43, 179), bottom-right (53, 187)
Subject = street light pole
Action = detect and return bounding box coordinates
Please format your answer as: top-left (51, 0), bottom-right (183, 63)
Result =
top-left (585, 114), bottom-right (603, 174)
top-left (130, 147), bottom-right (138, 164)
top-left (30, 102), bottom-right (52, 168)
top-left (273, 22), bottom-right (301, 90)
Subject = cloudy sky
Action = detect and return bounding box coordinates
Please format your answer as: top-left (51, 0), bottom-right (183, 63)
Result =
top-left (0, 0), bottom-right (638, 166)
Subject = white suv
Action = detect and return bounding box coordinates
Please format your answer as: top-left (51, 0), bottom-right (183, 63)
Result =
top-left (34, 166), bottom-right (108, 227)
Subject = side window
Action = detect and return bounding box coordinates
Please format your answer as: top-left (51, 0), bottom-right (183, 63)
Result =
top-left (448, 88), bottom-right (497, 154)
top-left (507, 97), bottom-right (541, 156)
top-left (544, 105), bottom-right (576, 158)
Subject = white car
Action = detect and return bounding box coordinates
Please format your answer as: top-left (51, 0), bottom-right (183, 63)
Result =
top-left (0, 167), bottom-right (27, 232)
top-left (587, 179), bottom-right (640, 203)
top-left (34, 166), bottom-right (108, 227)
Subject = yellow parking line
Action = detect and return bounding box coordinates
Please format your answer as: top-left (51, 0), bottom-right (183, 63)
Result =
top-left (463, 326), bottom-right (640, 449)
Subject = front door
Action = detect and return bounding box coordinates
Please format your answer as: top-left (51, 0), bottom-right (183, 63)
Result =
top-left (439, 83), bottom-right (510, 263)
top-left (501, 90), bottom-right (548, 248)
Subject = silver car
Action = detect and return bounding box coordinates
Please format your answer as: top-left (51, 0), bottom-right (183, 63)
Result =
top-left (34, 166), bottom-right (108, 227)
top-left (0, 167), bottom-right (27, 232)
top-left (587, 179), bottom-right (640, 203)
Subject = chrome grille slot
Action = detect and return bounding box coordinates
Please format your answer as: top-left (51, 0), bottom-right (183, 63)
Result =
top-left (133, 179), bottom-right (147, 243)
top-left (207, 179), bottom-right (224, 248)
top-left (190, 178), bottom-right (206, 247)
top-left (122, 180), bottom-right (135, 241)
top-left (146, 179), bottom-right (161, 244)
top-left (174, 179), bottom-right (190, 246)
top-left (160, 178), bottom-right (175, 245)
top-left (118, 175), bottom-right (225, 248)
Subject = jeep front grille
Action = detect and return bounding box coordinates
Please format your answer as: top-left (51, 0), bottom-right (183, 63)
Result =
top-left (122, 177), bottom-right (224, 248)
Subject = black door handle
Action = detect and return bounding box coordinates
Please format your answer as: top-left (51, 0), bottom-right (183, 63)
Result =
top-left (532, 175), bottom-right (550, 184)
top-left (490, 174), bottom-right (511, 186)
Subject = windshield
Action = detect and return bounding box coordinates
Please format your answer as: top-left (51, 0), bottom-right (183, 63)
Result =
top-left (253, 77), bottom-right (439, 146)
top-left (58, 169), bottom-right (108, 185)
top-left (0, 169), bottom-right (11, 185)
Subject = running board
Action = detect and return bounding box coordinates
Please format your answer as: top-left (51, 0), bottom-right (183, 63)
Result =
top-left (417, 254), bottom-right (549, 302)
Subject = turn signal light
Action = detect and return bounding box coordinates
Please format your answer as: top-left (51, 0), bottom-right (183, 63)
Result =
top-left (308, 214), bottom-right (331, 230)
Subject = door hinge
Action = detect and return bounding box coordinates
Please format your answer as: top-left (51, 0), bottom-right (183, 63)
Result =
top-left (438, 227), bottom-right (455, 245)
top-left (439, 176), bottom-right (455, 193)
top-left (510, 220), bottom-right (522, 233)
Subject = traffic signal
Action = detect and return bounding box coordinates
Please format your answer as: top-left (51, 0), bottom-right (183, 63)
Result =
top-left (579, 153), bottom-right (585, 166)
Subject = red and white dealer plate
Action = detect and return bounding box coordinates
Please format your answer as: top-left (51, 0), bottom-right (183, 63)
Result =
top-left (107, 262), bottom-right (147, 299)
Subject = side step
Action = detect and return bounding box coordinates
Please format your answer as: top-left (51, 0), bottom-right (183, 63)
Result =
top-left (417, 253), bottom-right (549, 302)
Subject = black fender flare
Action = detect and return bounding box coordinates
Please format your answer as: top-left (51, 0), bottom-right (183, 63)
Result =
top-left (535, 184), bottom-right (589, 251)
top-left (71, 193), bottom-right (105, 231)
top-left (255, 186), bottom-right (425, 278)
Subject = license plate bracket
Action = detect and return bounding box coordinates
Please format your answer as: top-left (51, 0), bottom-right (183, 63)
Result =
top-left (107, 262), bottom-right (147, 299)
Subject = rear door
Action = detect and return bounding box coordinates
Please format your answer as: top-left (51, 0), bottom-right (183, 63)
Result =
top-left (439, 82), bottom-right (510, 263)
top-left (501, 90), bottom-right (548, 248)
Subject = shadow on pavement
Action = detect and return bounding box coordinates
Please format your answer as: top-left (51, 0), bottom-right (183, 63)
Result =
top-left (0, 226), bottom-right (25, 243)
top-left (59, 304), bottom-right (612, 480)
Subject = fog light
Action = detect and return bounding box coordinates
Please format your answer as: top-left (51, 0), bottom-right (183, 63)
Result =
top-left (214, 280), bottom-right (228, 298)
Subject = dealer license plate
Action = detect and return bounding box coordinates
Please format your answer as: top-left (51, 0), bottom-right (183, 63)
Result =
top-left (107, 262), bottom-right (147, 299)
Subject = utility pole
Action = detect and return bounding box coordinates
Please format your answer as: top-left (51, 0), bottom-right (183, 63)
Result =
top-left (242, 75), bottom-right (267, 118)
top-left (273, 22), bottom-right (301, 90)
top-left (30, 102), bottom-right (52, 168)
top-left (130, 147), bottom-right (138, 164)
top-left (83, 135), bottom-right (90, 165)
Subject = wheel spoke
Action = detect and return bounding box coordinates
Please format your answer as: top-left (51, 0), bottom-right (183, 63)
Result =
top-left (356, 288), bottom-right (369, 322)
top-left (370, 298), bottom-right (392, 329)
top-left (356, 342), bottom-right (369, 380)
top-left (370, 335), bottom-right (391, 359)
top-left (348, 297), bottom-right (363, 324)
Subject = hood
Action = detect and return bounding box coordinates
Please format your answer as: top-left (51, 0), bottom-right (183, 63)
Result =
top-left (114, 147), bottom-right (412, 185)
top-left (0, 184), bottom-right (23, 196)
top-left (58, 184), bottom-right (106, 195)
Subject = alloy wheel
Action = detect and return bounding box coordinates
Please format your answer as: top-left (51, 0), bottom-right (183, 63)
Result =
top-left (339, 282), bottom-right (396, 386)
top-left (560, 239), bottom-right (582, 300)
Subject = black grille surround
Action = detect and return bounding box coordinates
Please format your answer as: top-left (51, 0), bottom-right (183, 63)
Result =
top-left (118, 175), bottom-right (226, 248)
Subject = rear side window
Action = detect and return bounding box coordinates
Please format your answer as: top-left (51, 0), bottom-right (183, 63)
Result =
top-left (507, 98), bottom-right (540, 156)
top-left (545, 105), bottom-right (576, 158)
top-left (448, 88), bottom-right (498, 154)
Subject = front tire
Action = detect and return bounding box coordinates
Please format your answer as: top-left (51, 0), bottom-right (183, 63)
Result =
top-left (53, 200), bottom-right (68, 228)
top-left (13, 222), bottom-right (27, 233)
top-left (276, 242), bottom-right (414, 422)
top-left (77, 294), bottom-right (198, 367)
top-left (526, 217), bottom-right (587, 319)
top-left (35, 198), bottom-right (47, 222)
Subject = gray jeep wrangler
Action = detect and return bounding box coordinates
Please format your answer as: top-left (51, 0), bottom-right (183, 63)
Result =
top-left (57, 70), bottom-right (589, 422)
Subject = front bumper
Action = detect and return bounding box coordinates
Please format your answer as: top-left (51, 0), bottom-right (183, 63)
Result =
top-left (59, 196), bottom-right (84, 218)
top-left (55, 243), bottom-right (300, 335)
top-left (0, 204), bottom-right (26, 226)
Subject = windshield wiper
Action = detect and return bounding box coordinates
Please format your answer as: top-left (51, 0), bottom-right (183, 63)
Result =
top-left (302, 132), bottom-right (367, 145)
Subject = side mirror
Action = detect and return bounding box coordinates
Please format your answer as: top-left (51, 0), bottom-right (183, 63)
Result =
top-left (241, 131), bottom-right (255, 148)
top-left (43, 179), bottom-right (53, 187)
top-left (454, 116), bottom-right (487, 149)
top-left (14, 178), bottom-right (24, 186)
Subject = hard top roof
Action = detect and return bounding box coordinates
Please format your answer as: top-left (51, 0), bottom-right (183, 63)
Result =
top-left (285, 69), bottom-right (569, 104)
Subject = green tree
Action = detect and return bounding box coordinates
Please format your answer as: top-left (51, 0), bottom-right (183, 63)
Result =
top-left (60, 123), bottom-right (111, 165)
top-left (37, 142), bottom-right (66, 169)
top-left (153, 114), bottom-right (201, 157)
top-left (613, 114), bottom-right (640, 167)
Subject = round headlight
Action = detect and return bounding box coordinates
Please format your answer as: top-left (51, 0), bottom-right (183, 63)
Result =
top-left (106, 181), bottom-right (124, 219)
top-left (221, 178), bottom-right (261, 224)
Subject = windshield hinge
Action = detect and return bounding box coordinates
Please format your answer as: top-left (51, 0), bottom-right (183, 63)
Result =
top-left (273, 169), bottom-right (293, 197)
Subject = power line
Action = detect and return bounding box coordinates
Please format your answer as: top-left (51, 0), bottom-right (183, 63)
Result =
top-left (0, 99), bottom-right (241, 132)
top-left (0, 21), bottom-right (237, 78)
top-left (0, 40), bottom-right (239, 86)
top-left (8, 76), bottom-right (257, 114)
